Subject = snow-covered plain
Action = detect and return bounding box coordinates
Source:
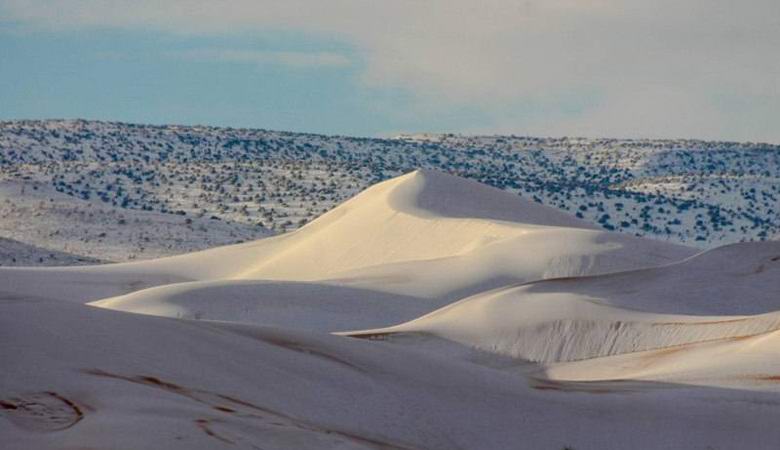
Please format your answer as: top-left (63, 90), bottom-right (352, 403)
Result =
top-left (3, 170), bottom-right (780, 449)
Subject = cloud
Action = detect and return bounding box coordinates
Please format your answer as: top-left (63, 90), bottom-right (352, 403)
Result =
top-left (176, 48), bottom-right (350, 69)
top-left (2, 0), bottom-right (779, 141)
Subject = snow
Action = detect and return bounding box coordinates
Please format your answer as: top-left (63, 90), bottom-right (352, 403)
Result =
top-left (0, 180), bottom-right (269, 263)
top-left (0, 236), bottom-right (101, 266)
top-left (3, 169), bottom-right (780, 449)
top-left (2, 119), bottom-right (779, 260)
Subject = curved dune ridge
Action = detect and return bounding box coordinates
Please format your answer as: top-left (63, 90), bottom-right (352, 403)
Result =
top-left (543, 327), bottom-right (780, 388)
top-left (91, 280), bottom-right (433, 332)
top-left (342, 239), bottom-right (780, 360)
top-left (342, 277), bottom-right (780, 363)
top-left (5, 169), bottom-right (780, 449)
top-left (503, 240), bottom-right (780, 315)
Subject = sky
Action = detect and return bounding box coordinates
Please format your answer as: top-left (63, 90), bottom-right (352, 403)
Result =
top-left (1, 1), bottom-right (778, 142)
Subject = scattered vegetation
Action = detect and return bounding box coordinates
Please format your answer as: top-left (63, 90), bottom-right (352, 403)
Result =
top-left (1, 120), bottom-right (778, 259)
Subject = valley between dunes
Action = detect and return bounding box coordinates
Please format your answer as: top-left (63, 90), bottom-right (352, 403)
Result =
top-left (3, 169), bottom-right (780, 449)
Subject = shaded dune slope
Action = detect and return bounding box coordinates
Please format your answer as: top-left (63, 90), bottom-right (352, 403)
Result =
top-left (344, 241), bottom-right (780, 367)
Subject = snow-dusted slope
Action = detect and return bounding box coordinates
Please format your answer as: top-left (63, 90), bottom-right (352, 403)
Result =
top-left (0, 180), bottom-right (269, 264)
top-left (0, 236), bottom-right (102, 266)
top-left (3, 120), bottom-right (779, 254)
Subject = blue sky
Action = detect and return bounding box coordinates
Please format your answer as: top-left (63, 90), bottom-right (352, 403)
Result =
top-left (0, 28), bottom-right (443, 136)
top-left (1, 1), bottom-right (778, 142)
top-left (1, 22), bottom-right (499, 137)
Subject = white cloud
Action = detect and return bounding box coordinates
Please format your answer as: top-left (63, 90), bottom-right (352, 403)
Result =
top-left (2, 0), bottom-right (779, 141)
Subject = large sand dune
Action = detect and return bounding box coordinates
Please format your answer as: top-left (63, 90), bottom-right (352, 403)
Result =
top-left (0, 170), bottom-right (694, 303)
top-left (3, 169), bottom-right (780, 449)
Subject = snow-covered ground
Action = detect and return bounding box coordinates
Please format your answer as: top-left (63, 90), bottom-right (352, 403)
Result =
top-left (0, 236), bottom-right (101, 266)
top-left (0, 180), bottom-right (269, 263)
top-left (1, 119), bottom-right (778, 267)
top-left (3, 170), bottom-right (780, 449)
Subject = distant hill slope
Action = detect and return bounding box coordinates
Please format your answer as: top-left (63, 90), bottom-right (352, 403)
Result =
top-left (1, 119), bottom-right (778, 265)
top-left (0, 180), bottom-right (270, 265)
top-left (0, 236), bottom-right (102, 266)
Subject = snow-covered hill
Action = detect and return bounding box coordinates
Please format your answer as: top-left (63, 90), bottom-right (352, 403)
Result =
top-left (1, 119), bottom-right (778, 265)
top-left (0, 180), bottom-right (270, 263)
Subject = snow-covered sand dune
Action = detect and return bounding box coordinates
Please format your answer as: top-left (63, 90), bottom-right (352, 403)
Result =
top-left (0, 170), bottom-right (694, 303)
top-left (511, 240), bottom-right (780, 315)
top-left (343, 276), bottom-right (780, 363)
top-left (3, 169), bottom-right (780, 449)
